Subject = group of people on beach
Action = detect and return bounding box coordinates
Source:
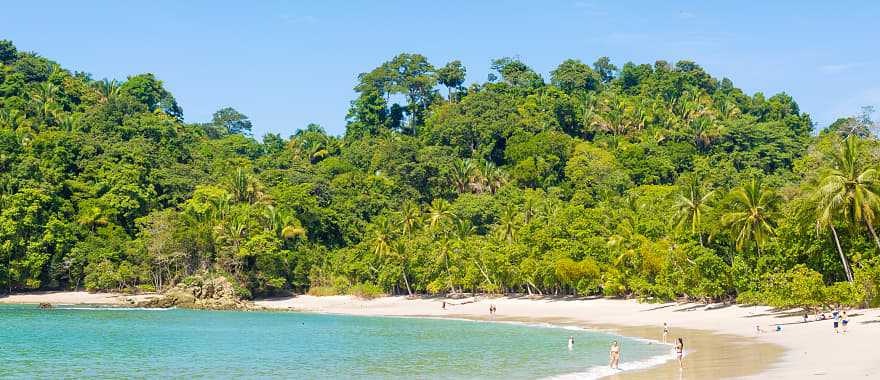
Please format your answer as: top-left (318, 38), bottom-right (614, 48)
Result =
top-left (801, 308), bottom-right (851, 333)
top-left (605, 322), bottom-right (684, 371)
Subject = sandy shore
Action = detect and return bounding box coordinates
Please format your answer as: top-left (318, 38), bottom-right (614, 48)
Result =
top-left (0, 291), bottom-right (157, 305)
top-left (255, 295), bottom-right (880, 379)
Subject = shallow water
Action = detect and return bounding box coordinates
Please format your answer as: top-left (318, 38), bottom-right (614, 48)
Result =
top-left (0, 304), bottom-right (670, 379)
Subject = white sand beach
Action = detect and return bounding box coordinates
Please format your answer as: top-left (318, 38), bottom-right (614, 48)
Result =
top-left (256, 295), bottom-right (880, 379)
top-left (0, 291), bottom-right (157, 305)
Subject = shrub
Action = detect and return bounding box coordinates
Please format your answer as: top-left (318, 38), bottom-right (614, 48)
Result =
top-left (307, 286), bottom-right (339, 297)
top-left (825, 282), bottom-right (863, 307)
top-left (760, 265), bottom-right (826, 309)
top-left (84, 261), bottom-right (120, 291)
top-left (854, 258), bottom-right (880, 307)
top-left (348, 283), bottom-right (384, 299)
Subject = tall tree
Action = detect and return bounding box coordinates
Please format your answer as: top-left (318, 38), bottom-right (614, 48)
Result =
top-left (673, 182), bottom-right (715, 246)
top-left (721, 179), bottom-right (779, 254)
top-left (437, 60), bottom-right (466, 101)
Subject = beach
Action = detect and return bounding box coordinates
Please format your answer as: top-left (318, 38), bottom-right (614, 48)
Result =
top-left (0, 291), bottom-right (157, 306)
top-left (4, 292), bottom-right (878, 379)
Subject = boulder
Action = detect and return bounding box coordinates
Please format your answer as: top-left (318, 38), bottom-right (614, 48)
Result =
top-left (136, 275), bottom-right (261, 311)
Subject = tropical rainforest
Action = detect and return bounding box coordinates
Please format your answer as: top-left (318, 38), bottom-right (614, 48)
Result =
top-left (1, 39), bottom-right (879, 308)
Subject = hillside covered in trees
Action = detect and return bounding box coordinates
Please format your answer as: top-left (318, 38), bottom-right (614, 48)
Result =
top-left (1, 39), bottom-right (879, 308)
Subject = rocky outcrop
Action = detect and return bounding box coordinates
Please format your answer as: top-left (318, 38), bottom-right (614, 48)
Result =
top-left (137, 276), bottom-right (261, 311)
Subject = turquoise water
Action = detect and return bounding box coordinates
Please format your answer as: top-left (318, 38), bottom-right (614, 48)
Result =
top-left (0, 304), bottom-right (669, 379)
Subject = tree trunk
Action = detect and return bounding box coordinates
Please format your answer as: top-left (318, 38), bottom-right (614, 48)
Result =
top-left (402, 268), bottom-right (413, 297)
top-left (698, 233), bottom-right (704, 247)
top-left (866, 221), bottom-right (880, 254)
top-left (444, 252), bottom-right (454, 293)
top-left (830, 224), bottom-right (854, 283)
top-left (527, 280), bottom-right (543, 295)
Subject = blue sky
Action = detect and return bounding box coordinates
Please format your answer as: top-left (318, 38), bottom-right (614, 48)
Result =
top-left (2, 1), bottom-right (878, 137)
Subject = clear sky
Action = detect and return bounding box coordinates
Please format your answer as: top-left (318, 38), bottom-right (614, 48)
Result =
top-left (2, 1), bottom-right (878, 137)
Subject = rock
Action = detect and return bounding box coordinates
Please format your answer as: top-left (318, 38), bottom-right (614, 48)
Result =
top-left (135, 275), bottom-right (262, 311)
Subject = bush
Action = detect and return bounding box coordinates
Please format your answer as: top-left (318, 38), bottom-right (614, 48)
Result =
top-left (760, 265), bottom-right (826, 309)
top-left (825, 282), bottom-right (864, 307)
top-left (601, 269), bottom-right (627, 297)
top-left (307, 286), bottom-right (339, 297)
top-left (854, 258), bottom-right (880, 307)
top-left (136, 284), bottom-right (157, 293)
top-left (84, 261), bottom-right (120, 291)
top-left (348, 283), bottom-right (384, 299)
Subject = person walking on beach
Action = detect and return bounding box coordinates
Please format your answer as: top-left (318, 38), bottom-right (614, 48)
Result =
top-left (568, 336), bottom-right (574, 351)
top-left (833, 309), bottom-right (840, 333)
top-left (674, 338), bottom-right (684, 369)
top-left (609, 341), bottom-right (620, 369)
top-left (842, 310), bottom-right (849, 333)
top-left (442, 301), bottom-right (446, 310)
top-left (662, 322), bottom-right (669, 343)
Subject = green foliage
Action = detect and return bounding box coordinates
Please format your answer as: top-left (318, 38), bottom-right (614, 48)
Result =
top-left (4, 39), bottom-right (880, 308)
top-left (347, 283), bottom-right (384, 299)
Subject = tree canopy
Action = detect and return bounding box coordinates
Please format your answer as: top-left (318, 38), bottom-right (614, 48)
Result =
top-left (2, 40), bottom-right (879, 308)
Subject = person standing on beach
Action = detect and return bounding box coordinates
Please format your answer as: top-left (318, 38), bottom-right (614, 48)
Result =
top-left (833, 309), bottom-right (840, 333)
top-left (609, 341), bottom-right (620, 369)
top-left (662, 322), bottom-right (669, 343)
top-left (442, 301), bottom-right (446, 310)
top-left (674, 338), bottom-right (684, 369)
top-left (842, 310), bottom-right (849, 333)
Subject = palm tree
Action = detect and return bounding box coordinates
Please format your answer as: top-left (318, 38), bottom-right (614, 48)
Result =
top-left (0, 109), bottom-right (25, 130)
top-left (590, 97), bottom-right (633, 136)
top-left (688, 116), bottom-right (723, 152)
top-left (537, 199), bottom-right (560, 226)
top-left (814, 194), bottom-right (855, 283)
top-left (607, 218), bottom-right (643, 270)
top-left (91, 79), bottom-right (120, 103)
top-left (370, 218), bottom-right (394, 258)
top-left (673, 182), bottom-right (715, 246)
top-left (497, 204), bottom-right (519, 243)
top-left (427, 198), bottom-right (455, 230)
top-left (398, 201), bottom-right (421, 237)
top-left (454, 219), bottom-right (475, 241)
top-left (29, 82), bottom-right (62, 125)
top-left (450, 159), bottom-right (476, 193)
top-left (225, 168), bottom-right (266, 204)
top-left (77, 206), bottom-right (109, 232)
top-left (477, 160), bottom-right (507, 194)
top-left (389, 241), bottom-right (413, 296)
top-left (263, 205), bottom-right (306, 241)
top-left (720, 179), bottom-right (779, 254)
top-left (816, 137), bottom-right (880, 253)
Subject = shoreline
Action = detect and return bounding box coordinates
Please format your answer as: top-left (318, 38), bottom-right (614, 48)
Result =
top-left (3, 292), bottom-right (878, 379)
top-left (255, 295), bottom-right (880, 379)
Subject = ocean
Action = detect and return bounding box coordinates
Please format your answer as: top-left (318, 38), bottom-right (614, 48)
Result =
top-left (0, 304), bottom-right (671, 379)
